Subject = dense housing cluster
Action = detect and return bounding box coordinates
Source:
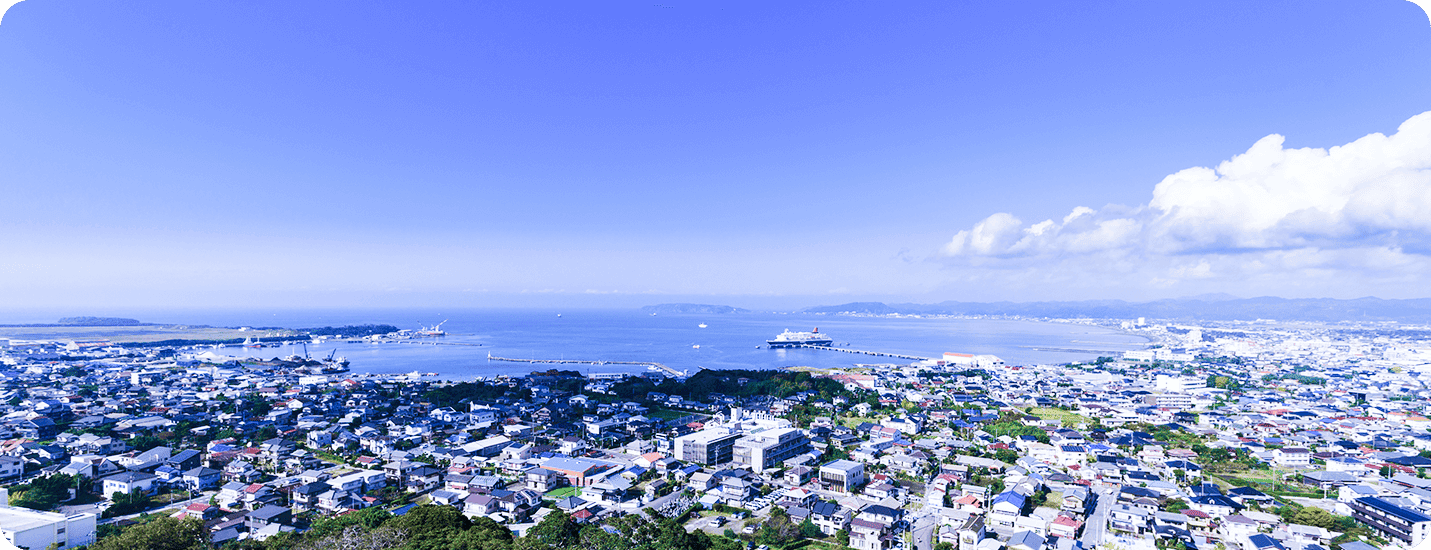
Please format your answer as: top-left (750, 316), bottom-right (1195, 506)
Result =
top-left (0, 318), bottom-right (1429, 550)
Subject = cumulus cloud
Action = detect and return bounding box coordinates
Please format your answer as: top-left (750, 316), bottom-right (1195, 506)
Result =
top-left (939, 110), bottom-right (1431, 296)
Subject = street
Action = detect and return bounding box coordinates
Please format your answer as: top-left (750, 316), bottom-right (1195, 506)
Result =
top-left (1081, 488), bottom-right (1114, 547)
top-left (910, 511), bottom-right (937, 550)
top-left (94, 490), bottom-right (216, 525)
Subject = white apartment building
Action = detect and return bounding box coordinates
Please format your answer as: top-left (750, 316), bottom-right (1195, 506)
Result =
top-left (732, 428), bottom-right (811, 470)
top-left (0, 494), bottom-right (96, 550)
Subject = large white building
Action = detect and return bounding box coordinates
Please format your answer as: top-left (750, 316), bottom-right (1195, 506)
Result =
top-left (675, 429), bottom-right (742, 466)
top-left (1155, 375), bottom-right (1207, 394)
top-left (1123, 350), bottom-right (1155, 361)
top-left (1144, 393), bottom-right (1195, 410)
top-left (0, 495), bottom-right (96, 550)
top-left (732, 427), bottom-right (811, 470)
top-left (820, 460), bottom-right (866, 493)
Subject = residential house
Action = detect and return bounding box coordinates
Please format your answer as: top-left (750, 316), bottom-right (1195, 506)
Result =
top-left (101, 472), bottom-right (158, 498)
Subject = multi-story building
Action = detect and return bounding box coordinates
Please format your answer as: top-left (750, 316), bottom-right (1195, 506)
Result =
top-left (1272, 448), bottom-right (1311, 468)
top-left (820, 460), bottom-right (866, 493)
top-left (1350, 497), bottom-right (1431, 545)
top-left (733, 428), bottom-right (811, 470)
top-left (937, 514), bottom-right (984, 550)
top-left (0, 500), bottom-right (96, 550)
top-left (849, 518), bottom-right (890, 550)
top-left (0, 457), bottom-right (22, 480)
top-left (675, 430), bottom-right (742, 466)
top-left (1145, 393), bottom-right (1195, 410)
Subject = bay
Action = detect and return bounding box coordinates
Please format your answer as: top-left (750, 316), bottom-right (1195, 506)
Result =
top-left (1, 308), bottom-right (1149, 379)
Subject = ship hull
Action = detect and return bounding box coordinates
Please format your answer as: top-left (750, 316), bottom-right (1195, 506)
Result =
top-left (767, 338), bottom-right (833, 348)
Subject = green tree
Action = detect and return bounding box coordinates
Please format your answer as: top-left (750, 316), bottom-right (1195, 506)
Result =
top-left (1291, 507), bottom-right (1336, 530)
top-left (304, 507), bottom-right (392, 540)
top-left (10, 474), bottom-right (78, 511)
top-left (799, 517), bottom-right (823, 539)
top-left (293, 526), bottom-right (407, 550)
top-left (518, 510), bottom-right (581, 550)
top-left (757, 507), bottom-right (802, 546)
top-left (91, 517), bottom-right (211, 550)
top-left (390, 504), bottom-right (475, 550)
top-left (103, 490), bottom-right (155, 517)
top-left (457, 517), bottom-right (516, 550)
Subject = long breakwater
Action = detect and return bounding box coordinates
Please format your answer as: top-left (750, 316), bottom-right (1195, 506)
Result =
top-left (486, 354), bottom-right (687, 377)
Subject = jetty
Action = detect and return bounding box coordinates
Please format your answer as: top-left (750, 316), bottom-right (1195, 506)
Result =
top-left (1018, 345), bottom-right (1128, 354)
top-left (793, 344), bottom-right (933, 362)
top-left (395, 341), bottom-right (485, 347)
top-left (486, 354), bottom-right (691, 378)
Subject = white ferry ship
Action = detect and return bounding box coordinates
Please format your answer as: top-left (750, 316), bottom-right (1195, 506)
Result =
top-left (767, 328), bottom-right (834, 348)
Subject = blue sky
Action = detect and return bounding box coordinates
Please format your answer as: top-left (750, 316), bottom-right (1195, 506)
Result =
top-left (1, 0), bottom-right (1429, 310)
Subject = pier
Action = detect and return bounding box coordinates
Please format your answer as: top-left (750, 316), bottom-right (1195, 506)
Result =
top-left (1017, 346), bottom-right (1127, 354)
top-left (793, 344), bottom-right (933, 362)
top-left (486, 354), bottom-right (692, 378)
top-left (394, 340), bottom-right (485, 347)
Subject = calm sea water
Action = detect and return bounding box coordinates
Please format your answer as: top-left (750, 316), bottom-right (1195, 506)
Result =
top-left (2, 308), bottom-right (1148, 379)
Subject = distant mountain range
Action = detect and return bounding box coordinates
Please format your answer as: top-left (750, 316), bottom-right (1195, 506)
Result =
top-left (640, 303), bottom-right (751, 315)
top-left (800, 297), bottom-right (1431, 323)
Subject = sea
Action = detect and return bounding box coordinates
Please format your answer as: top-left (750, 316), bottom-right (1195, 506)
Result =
top-left (1, 308), bottom-right (1149, 380)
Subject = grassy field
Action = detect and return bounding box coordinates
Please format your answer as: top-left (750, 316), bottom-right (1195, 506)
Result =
top-left (310, 448), bottom-right (350, 466)
top-left (545, 487), bottom-right (581, 499)
top-left (840, 415), bottom-right (881, 428)
top-left (1028, 407), bottom-right (1089, 425)
top-left (1218, 470), bottom-right (1277, 484)
top-left (0, 325), bottom-right (298, 344)
top-left (647, 408), bottom-right (688, 421)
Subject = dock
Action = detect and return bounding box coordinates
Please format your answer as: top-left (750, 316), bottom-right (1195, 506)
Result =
top-left (1017, 346), bottom-right (1127, 354)
top-left (486, 354), bottom-right (692, 378)
top-left (793, 344), bottom-right (933, 362)
top-left (394, 340), bottom-right (485, 347)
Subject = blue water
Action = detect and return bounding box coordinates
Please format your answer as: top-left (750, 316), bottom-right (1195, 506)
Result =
top-left (1, 308), bottom-right (1147, 379)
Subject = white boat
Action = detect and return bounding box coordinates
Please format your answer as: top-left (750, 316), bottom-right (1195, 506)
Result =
top-left (767, 328), bottom-right (834, 348)
top-left (698, 323), bottom-right (708, 328)
top-left (692, 344), bottom-right (700, 349)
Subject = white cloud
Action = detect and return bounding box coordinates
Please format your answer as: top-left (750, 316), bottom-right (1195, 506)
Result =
top-left (938, 110), bottom-right (1431, 297)
top-left (941, 212), bottom-right (1024, 256)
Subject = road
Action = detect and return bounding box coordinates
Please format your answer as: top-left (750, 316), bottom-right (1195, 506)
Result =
top-left (911, 512), bottom-right (938, 550)
top-left (909, 484), bottom-right (946, 550)
top-left (96, 491), bottom-right (216, 525)
top-left (1081, 488), bottom-right (1115, 547)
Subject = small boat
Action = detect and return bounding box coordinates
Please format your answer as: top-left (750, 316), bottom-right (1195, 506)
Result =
top-left (698, 323), bottom-right (708, 328)
top-left (692, 344), bottom-right (700, 349)
top-left (557, 314), bottom-right (562, 318)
